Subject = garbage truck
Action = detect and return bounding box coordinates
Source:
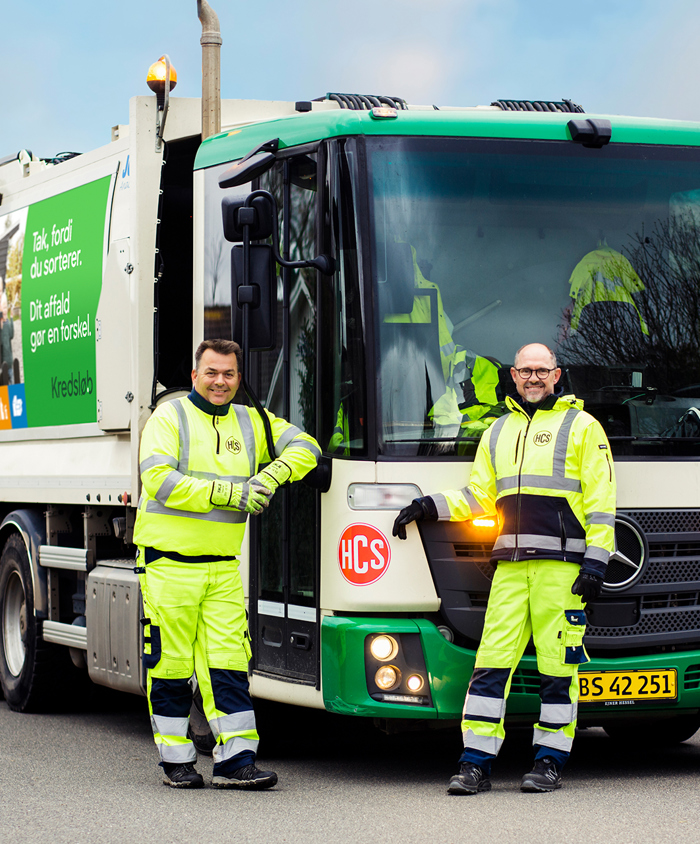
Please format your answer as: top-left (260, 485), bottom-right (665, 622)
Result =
top-left (2, 0), bottom-right (700, 746)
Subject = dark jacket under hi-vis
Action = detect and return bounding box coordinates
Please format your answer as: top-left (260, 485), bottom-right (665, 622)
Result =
top-left (134, 393), bottom-right (320, 557)
top-left (431, 394), bottom-right (616, 576)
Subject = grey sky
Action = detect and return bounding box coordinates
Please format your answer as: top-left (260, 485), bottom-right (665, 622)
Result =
top-left (2, 0), bottom-right (700, 157)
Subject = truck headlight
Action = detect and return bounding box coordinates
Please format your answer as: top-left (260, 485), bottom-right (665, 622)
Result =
top-left (347, 484), bottom-right (422, 510)
top-left (375, 665), bottom-right (401, 691)
top-left (370, 634), bottom-right (398, 661)
top-left (406, 674), bottom-right (424, 692)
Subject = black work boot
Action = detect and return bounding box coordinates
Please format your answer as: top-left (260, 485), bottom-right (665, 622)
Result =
top-left (520, 756), bottom-right (563, 792)
top-left (447, 762), bottom-right (492, 795)
top-left (162, 762), bottom-right (205, 789)
top-left (211, 763), bottom-right (278, 790)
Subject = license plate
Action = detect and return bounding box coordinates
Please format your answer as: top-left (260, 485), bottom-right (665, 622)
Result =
top-left (578, 669), bottom-right (677, 704)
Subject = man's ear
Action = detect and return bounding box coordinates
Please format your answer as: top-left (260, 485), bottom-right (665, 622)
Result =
top-left (554, 368), bottom-right (562, 384)
top-left (510, 366), bottom-right (518, 384)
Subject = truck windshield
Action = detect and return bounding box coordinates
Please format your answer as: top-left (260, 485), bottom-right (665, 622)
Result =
top-left (368, 136), bottom-right (700, 458)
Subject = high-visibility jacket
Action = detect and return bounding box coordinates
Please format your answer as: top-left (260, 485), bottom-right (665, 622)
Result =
top-left (568, 246), bottom-right (649, 336)
top-left (134, 392), bottom-right (320, 556)
top-left (384, 245), bottom-right (501, 428)
top-left (383, 245), bottom-right (459, 384)
top-left (328, 403), bottom-right (351, 455)
top-left (431, 394), bottom-right (616, 577)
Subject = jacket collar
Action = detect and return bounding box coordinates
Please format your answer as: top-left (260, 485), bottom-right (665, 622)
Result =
top-left (187, 388), bottom-right (231, 417)
top-left (506, 392), bottom-right (583, 417)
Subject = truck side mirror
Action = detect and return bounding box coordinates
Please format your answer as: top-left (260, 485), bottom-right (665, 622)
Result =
top-left (230, 244), bottom-right (277, 351)
top-left (222, 195), bottom-right (274, 242)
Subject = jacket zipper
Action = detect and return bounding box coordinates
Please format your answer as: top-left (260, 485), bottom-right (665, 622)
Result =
top-left (213, 415), bottom-right (220, 454)
top-left (558, 510), bottom-right (567, 562)
top-left (514, 410), bottom-right (532, 562)
top-left (514, 431), bottom-right (522, 463)
top-left (605, 452), bottom-right (612, 482)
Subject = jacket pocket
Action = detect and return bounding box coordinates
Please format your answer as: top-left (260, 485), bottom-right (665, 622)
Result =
top-left (561, 609), bottom-right (589, 665)
top-left (141, 616), bottom-right (162, 670)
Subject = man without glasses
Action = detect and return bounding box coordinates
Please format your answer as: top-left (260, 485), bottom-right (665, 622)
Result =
top-left (134, 339), bottom-right (320, 789)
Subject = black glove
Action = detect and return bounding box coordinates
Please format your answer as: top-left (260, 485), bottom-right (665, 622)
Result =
top-left (571, 571), bottom-right (603, 603)
top-left (392, 497), bottom-right (437, 540)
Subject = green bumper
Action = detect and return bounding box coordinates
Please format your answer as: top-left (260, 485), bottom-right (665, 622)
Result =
top-left (322, 616), bottom-right (700, 720)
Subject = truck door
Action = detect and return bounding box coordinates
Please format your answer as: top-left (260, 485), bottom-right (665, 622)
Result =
top-left (248, 152), bottom-right (321, 686)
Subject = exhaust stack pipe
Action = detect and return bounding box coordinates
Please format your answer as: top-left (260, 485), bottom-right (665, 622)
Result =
top-left (198, 0), bottom-right (222, 141)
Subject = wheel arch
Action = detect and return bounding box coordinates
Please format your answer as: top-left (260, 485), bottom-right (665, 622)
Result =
top-left (0, 509), bottom-right (47, 619)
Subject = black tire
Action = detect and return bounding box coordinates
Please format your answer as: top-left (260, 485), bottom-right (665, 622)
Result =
top-left (603, 715), bottom-right (700, 746)
top-left (0, 533), bottom-right (79, 712)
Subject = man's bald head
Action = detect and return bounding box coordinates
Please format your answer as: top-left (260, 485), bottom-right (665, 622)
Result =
top-left (513, 343), bottom-right (557, 370)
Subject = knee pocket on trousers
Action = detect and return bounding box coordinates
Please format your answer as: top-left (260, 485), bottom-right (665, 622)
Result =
top-left (561, 609), bottom-right (589, 665)
top-left (141, 617), bottom-right (162, 670)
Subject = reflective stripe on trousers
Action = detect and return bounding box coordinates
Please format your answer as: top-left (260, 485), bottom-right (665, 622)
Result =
top-left (151, 712), bottom-right (197, 763)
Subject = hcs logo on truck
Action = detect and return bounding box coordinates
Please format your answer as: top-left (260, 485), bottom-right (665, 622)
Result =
top-left (338, 524), bottom-right (391, 586)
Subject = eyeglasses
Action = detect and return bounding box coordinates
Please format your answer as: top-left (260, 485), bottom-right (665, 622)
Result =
top-left (514, 367), bottom-right (557, 379)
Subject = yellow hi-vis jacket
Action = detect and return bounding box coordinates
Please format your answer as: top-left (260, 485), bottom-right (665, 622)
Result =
top-left (568, 246), bottom-right (649, 336)
top-left (134, 393), bottom-right (320, 557)
top-left (383, 245), bottom-right (501, 427)
top-left (431, 394), bottom-right (616, 577)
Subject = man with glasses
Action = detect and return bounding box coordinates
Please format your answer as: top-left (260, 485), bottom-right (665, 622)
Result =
top-left (393, 342), bottom-right (616, 794)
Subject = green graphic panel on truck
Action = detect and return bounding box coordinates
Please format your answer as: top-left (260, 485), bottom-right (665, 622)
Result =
top-left (21, 177), bottom-right (110, 426)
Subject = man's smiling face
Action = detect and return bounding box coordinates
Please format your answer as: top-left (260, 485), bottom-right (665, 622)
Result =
top-left (192, 349), bottom-right (241, 406)
top-left (511, 343), bottom-right (561, 405)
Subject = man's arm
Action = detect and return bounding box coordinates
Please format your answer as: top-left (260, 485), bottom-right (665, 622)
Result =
top-left (248, 410), bottom-right (321, 495)
top-left (571, 418), bottom-right (617, 602)
top-left (393, 427), bottom-right (498, 539)
top-left (578, 419), bottom-right (617, 578)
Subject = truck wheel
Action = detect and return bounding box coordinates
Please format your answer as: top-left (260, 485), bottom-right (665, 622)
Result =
top-left (603, 715), bottom-right (700, 746)
top-left (0, 533), bottom-right (70, 712)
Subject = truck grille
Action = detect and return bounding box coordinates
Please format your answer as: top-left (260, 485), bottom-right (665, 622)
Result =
top-left (453, 543), bottom-right (494, 581)
top-left (587, 608), bottom-right (700, 638)
top-left (586, 510), bottom-right (700, 647)
top-left (641, 551), bottom-right (700, 585)
top-left (640, 592), bottom-right (700, 609)
top-left (622, 509), bottom-right (700, 533)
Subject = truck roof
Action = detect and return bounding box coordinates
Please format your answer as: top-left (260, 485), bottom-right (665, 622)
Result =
top-left (195, 106), bottom-right (700, 171)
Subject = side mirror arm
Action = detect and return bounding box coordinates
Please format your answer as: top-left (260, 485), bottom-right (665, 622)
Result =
top-left (244, 190), bottom-right (335, 276)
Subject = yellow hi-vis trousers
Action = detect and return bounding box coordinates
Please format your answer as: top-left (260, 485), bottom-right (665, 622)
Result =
top-left (460, 559), bottom-right (588, 769)
top-left (139, 554), bottom-right (258, 773)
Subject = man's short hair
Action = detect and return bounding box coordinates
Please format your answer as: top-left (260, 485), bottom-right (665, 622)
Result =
top-left (194, 339), bottom-right (243, 373)
top-left (513, 343), bottom-right (557, 369)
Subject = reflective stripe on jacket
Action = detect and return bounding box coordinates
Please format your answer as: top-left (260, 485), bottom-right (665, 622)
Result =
top-left (134, 397), bottom-right (320, 556)
top-left (432, 393), bottom-right (616, 576)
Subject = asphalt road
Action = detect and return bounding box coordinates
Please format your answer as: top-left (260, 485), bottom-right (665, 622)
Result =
top-left (1, 691), bottom-right (699, 844)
